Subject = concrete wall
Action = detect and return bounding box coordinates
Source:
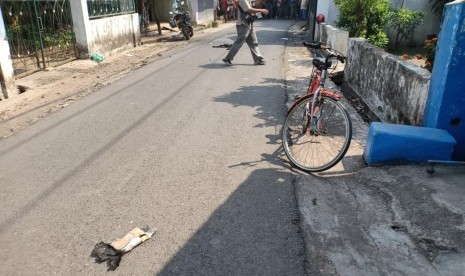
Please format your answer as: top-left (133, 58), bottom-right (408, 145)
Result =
top-left (71, 0), bottom-right (140, 58)
top-left (0, 7), bottom-right (14, 99)
top-left (344, 38), bottom-right (431, 125)
top-left (319, 23), bottom-right (349, 55)
top-left (316, 0), bottom-right (338, 26)
top-left (88, 14), bottom-right (140, 56)
top-left (70, 0), bottom-right (92, 58)
top-left (156, 0), bottom-right (214, 24)
top-left (195, 0), bottom-right (215, 24)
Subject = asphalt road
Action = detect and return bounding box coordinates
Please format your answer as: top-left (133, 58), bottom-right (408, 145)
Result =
top-left (0, 20), bottom-right (306, 275)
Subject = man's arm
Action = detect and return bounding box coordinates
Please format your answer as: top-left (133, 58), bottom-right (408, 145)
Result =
top-left (247, 7), bottom-right (269, 15)
top-left (239, 0), bottom-right (269, 16)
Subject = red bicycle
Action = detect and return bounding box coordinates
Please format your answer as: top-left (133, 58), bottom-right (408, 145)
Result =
top-left (282, 42), bottom-right (352, 172)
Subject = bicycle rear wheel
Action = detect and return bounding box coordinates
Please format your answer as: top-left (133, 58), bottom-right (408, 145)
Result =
top-left (282, 95), bottom-right (352, 172)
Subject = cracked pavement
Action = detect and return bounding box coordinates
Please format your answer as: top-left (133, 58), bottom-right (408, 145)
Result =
top-left (285, 22), bottom-right (465, 276)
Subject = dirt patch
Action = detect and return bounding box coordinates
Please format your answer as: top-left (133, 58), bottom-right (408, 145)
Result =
top-left (407, 56), bottom-right (427, 68)
top-left (388, 46), bottom-right (430, 71)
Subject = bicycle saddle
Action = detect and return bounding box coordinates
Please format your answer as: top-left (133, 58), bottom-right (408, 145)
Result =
top-left (312, 57), bottom-right (332, 69)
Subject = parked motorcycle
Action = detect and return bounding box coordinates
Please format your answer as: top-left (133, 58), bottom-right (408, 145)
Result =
top-left (169, 1), bottom-right (194, 40)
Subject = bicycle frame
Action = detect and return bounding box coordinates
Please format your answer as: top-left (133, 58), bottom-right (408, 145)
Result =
top-left (282, 42), bottom-right (352, 172)
top-left (288, 48), bottom-right (345, 135)
top-left (288, 64), bottom-right (341, 115)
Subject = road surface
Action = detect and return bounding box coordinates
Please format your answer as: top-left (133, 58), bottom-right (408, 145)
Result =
top-left (0, 20), bottom-right (306, 275)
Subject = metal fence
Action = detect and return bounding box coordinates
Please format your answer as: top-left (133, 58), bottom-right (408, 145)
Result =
top-left (87, 0), bottom-right (136, 19)
top-left (0, 0), bottom-right (76, 75)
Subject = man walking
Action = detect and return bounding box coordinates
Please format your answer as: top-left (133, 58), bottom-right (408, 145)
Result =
top-left (222, 0), bottom-right (269, 66)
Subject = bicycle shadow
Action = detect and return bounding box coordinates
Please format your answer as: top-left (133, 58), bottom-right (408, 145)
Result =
top-left (228, 142), bottom-right (294, 171)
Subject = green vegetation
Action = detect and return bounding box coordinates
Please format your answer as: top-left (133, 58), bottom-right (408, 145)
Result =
top-left (8, 23), bottom-right (74, 53)
top-left (424, 38), bottom-right (438, 72)
top-left (388, 8), bottom-right (424, 50)
top-left (42, 28), bottom-right (74, 48)
top-left (334, 0), bottom-right (391, 48)
top-left (334, 0), bottom-right (427, 51)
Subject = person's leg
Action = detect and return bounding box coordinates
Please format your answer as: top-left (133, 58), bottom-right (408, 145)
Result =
top-left (224, 24), bottom-right (250, 62)
top-left (245, 24), bottom-right (265, 64)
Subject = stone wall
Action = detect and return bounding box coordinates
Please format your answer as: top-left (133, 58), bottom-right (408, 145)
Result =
top-left (344, 38), bottom-right (431, 125)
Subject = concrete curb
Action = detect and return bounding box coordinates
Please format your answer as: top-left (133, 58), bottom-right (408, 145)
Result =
top-left (285, 22), bottom-right (465, 276)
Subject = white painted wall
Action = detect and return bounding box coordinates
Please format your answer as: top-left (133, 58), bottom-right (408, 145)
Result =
top-left (319, 23), bottom-right (349, 55)
top-left (316, 0), bottom-right (338, 26)
top-left (88, 14), bottom-right (140, 56)
top-left (0, 7), bottom-right (14, 99)
top-left (70, 0), bottom-right (140, 58)
top-left (194, 0), bottom-right (215, 24)
top-left (70, 0), bottom-right (92, 58)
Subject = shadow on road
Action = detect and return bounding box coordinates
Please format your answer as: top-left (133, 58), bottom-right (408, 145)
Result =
top-left (213, 77), bottom-right (287, 129)
top-left (157, 168), bottom-right (306, 275)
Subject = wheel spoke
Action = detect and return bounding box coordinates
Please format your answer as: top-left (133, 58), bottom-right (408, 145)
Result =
top-left (283, 96), bottom-right (352, 172)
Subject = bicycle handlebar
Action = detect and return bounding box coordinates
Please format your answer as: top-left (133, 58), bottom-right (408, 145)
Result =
top-left (303, 41), bottom-right (323, 49)
top-left (303, 41), bottom-right (346, 64)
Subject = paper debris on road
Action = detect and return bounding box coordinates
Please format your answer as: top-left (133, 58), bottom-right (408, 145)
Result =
top-left (91, 226), bottom-right (155, 270)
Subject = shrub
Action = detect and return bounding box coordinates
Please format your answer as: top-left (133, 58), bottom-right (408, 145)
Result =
top-left (334, 0), bottom-right (391, 49)
top-left (368, 28), bottom-right (389, 48)
top-left (424, 38), bottom-right (438, 72)
top-left (388, 8), bottom-right (424, 50)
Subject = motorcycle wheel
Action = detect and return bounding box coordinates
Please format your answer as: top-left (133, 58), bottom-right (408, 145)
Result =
top-left (188, 26), bottom-right (194, 37)
top-left (181, 26), bottom-right (190, 40)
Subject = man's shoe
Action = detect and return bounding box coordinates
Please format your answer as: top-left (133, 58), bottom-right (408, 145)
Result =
top-left (222, 58), bottom-right (233, 66)
top-left (254, 58), bottom-right (266, 65)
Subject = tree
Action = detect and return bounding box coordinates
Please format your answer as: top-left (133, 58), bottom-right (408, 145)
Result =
top-left (334, 0), bottom-right (391, 48)
top-left (389, 8), bottom-right (424, 50)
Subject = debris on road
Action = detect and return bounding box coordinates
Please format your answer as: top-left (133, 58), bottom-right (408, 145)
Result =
top-left (90, 53), bottom-right (105, 63)
top-left (212, 43), bottom-right (232, 50)
top-left (91, 226), bottom-right (155, 270)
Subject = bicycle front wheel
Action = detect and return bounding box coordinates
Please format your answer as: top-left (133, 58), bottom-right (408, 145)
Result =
top-left (282, 95), bottom-right (352, 172)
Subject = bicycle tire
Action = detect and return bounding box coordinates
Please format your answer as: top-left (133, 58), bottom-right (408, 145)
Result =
top-left (282, 95), bottom-right (352, 172)
top-left (181, 26), bottom-right (190, 40)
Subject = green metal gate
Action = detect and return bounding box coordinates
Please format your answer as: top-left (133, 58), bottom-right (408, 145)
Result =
top-left (0, 0), bottom-right (76, 76)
